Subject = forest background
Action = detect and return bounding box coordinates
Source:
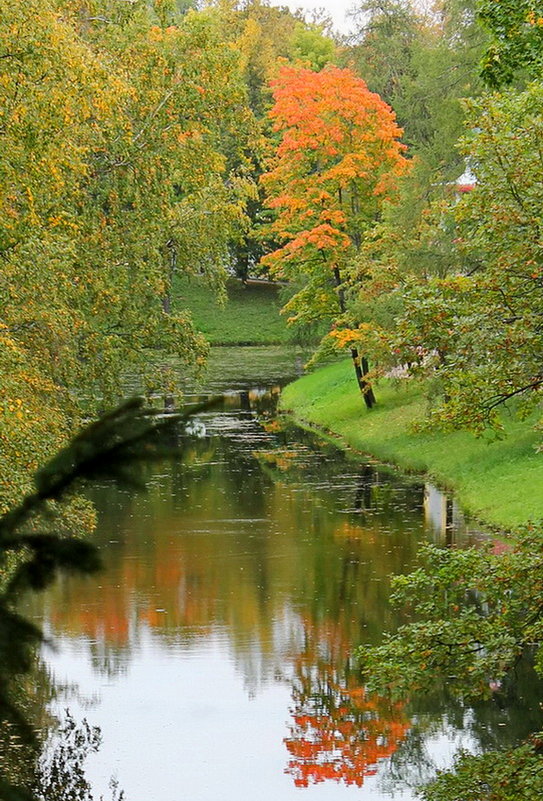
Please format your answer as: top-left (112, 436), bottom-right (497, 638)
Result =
top-left (0, 0), bottom-right (498, 519)
top-left (2, 0), bottom-right (543, 798)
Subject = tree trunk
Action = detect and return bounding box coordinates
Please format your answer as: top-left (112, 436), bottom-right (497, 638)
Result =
top-left (333, 266), bottom-right (376, 409)
top-left (350, 348), bottom-right (376, 409)
top-left (162, 238), bottom-right (176, 314)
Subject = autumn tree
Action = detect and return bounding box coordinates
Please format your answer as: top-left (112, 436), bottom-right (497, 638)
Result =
top-left (331, 2), bottom-right (519, 431)
top-left (260, 65), bottom-right (408, 406)
top-left (0, 0), bottom-right (255, 508)
top-left (0, 0), bottom-right (127, 510)
top-left (59, 0), bottom-right (255, 378)
top-left (219, 0), bottom-right (338, 281)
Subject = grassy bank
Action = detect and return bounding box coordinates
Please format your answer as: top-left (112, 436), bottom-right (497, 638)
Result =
top-left (280, 359), bottom-right (543, 530)
top-left (173, 275), bottom-right (290, 345)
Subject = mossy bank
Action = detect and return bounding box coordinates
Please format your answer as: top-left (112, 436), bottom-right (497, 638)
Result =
top-left (280, 359), bottom-right (543, 531)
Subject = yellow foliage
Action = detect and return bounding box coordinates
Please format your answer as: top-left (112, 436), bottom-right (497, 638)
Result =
top-left (0, 0), bottom-right (255, 515)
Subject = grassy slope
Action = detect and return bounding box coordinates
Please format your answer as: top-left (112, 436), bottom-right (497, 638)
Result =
top-left (280, 359), bottom-right (543, 530)
top-left (173, 275), bottom-right (290, 345)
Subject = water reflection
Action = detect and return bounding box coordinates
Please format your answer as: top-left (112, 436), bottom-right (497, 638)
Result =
top-left (284, 615), bottom-right (409, 788)
top-left (37, 431), bottom-right (435, 675)
top-left (18, 349), bottom-right (543, 799)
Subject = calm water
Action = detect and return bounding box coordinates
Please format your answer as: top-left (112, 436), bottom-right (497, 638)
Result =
top-left (21, 347), bottom-right (543, 799)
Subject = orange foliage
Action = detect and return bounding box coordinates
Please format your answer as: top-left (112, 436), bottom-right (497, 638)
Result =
top-left (261, 64), bottom-right (409, 277)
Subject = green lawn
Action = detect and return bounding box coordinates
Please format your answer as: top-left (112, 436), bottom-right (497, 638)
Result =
top-left (280, 359), bottom-right (543, 530)
top-left (172, 275), bottom-right (290, 345)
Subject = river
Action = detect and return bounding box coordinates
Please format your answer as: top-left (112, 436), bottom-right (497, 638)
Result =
top-left (18, 346), bottom-right (543, 800)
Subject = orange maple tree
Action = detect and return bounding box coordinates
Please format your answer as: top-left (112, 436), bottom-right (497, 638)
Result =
top-left (260, 65), bottom-right (408, 406)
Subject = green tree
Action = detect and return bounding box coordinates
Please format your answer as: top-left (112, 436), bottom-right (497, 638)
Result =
top-left (359, 523), bottom-right (543, 800)
top-left (387, 85), bottom-right (543, 435)
top-left (348, 0), bottom-right (485, 168)
top-left (347, 0), bottom-right (423, 148)
top-left (478, 0), bottom-right (543, 87)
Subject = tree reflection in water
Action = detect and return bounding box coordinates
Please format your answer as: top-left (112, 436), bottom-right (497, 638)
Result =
top-left (284, 617), bottom-right (409, 788)
top-left (10, 390), bottom-right (543, 798)
top-left (35, 712), bottom-right (124, 801)
top-left (0, 398), bottom-right (199, 800)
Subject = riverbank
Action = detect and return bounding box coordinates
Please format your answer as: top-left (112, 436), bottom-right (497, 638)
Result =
top-left (279, 359), bottom-right (543, 530)
top-left (173, 275), bottom-right (290, 345)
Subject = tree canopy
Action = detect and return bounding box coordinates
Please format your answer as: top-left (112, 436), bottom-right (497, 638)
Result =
top-left (3, 0), bottom-right (543, 797)
top-left (260, 64), bottom-right (408, 404)
top-left (0, 0), bottom-right (255, 508)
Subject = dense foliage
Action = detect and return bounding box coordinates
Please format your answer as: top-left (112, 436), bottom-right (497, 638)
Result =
top-left (0, 0), bottom-right (342, 511)
top-left (357, 522), bottom-right (543, 799)
top-left (0, 0), bottom-right (258, 511)
top-left (273, 0), bottom-right (543, 447)
top-left (3, 0), bottom-right (543, 797)
top-left (260, 64), bottom-right (408, 404)
top-left (479, 0), bottom-right (543, 86)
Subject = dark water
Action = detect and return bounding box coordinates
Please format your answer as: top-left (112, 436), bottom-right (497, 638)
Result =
top-left (20, 347), bottom-right (543, 799)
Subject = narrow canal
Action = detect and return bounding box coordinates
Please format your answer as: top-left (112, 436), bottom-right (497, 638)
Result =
top-left (21, 347), bottom-right (543, 799)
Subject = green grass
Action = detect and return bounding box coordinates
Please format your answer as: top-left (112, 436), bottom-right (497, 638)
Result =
top-left (280, 359), bottom-right (543, 530)
top-left (173, 275), bottom-right (290, 345)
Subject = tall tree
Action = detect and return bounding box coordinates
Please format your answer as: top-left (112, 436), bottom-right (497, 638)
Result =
top-left (432, 84), bottom-right (543, 431)
top-left (220, 0), bottom-right (338, 281)
top-left (348, 0), bottom-right (485, 166)
top-left (0, 0), bottom-right (255, 508)
top-left (260, 64), bottom-right (408, 406)
top-left (331, 0), bottom-right (489, 417)
top-left (356, 81), bottom-right (543, 437)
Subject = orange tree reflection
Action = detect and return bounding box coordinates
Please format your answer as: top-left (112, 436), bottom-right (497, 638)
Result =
top-left (284, 617), bottom-right (409, 788)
